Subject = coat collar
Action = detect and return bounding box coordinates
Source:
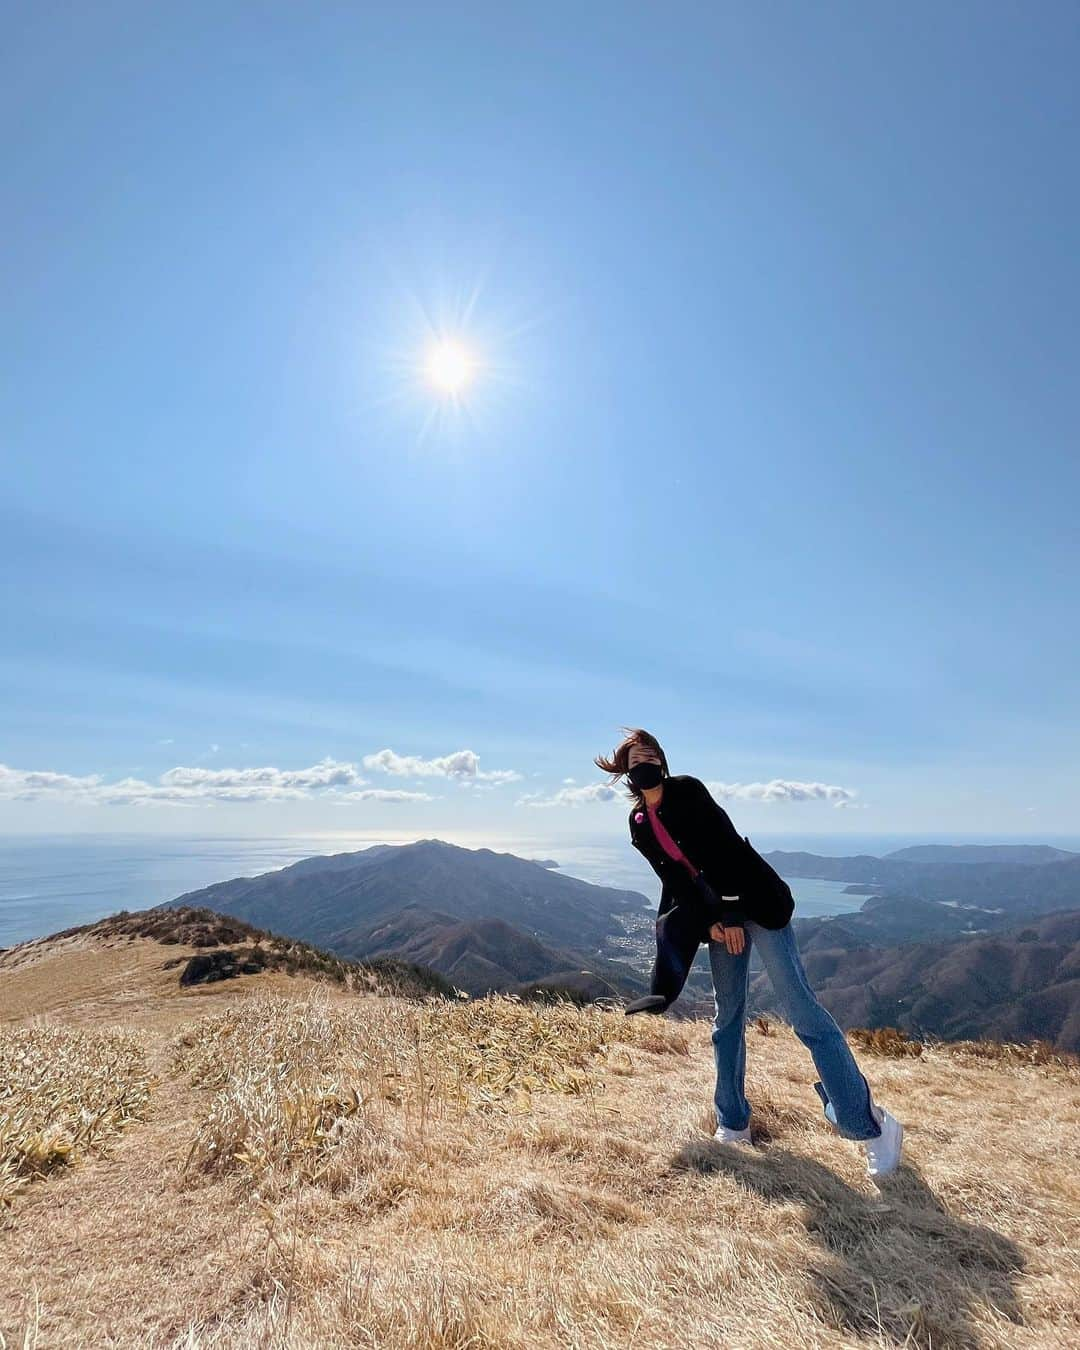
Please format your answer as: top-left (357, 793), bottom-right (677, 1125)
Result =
top-left (628, 773), bottom-right (691, 826)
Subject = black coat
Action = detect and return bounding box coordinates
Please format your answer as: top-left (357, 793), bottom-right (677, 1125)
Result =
top-left (628, 774), bottom-right (795, 930)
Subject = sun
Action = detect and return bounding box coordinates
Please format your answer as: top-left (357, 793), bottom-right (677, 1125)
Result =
top-left (425, 338), bottom-right (476, 395)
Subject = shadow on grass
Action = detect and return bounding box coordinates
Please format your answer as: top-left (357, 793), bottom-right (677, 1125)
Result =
top-left (671, 1140), bottom-right (1025, 1349)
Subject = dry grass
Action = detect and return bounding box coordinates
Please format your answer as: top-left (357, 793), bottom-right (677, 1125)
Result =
top-left (1, 955), bottom-right (1079, 1350)
top-left (835, 1025), bottom-right (1079, 1073)
top-left (0, 937), bottom-right (192, 1024)
top-left (938, 1035), bottom-right (1080, 1072)
top-left (848, 1026), bottom-right (925, 1059)
top-left (0, 1024), bottom-right (152, 1204)
top-left (172, 988), bottom-right (690, 1183)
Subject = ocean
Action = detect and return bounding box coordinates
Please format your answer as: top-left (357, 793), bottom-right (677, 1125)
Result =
top-left (3, 830), bottom-right (1074, 948)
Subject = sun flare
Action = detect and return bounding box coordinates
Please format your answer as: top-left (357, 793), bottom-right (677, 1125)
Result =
top-left (425, 339), bottom-right (476, 395)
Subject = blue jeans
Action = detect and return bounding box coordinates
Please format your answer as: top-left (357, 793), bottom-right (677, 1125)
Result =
top-left (707, 917), bottom-right (882, 1141)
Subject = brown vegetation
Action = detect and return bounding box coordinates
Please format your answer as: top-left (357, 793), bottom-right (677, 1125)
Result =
top-left (848, 1025), bottom-right (925, 1058)
top-left (0, 1025), bottom-right (152, 1205)
top-left (1, 928), bottom-right (1078, 1348)
top-left (170, 989), bottom-right (688, 1187)
top-left (0, 905), bottom-right (455, 1016)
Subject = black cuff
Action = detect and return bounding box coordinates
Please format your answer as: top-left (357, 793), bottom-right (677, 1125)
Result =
top-left (700, 898), bottom-right (745, 929)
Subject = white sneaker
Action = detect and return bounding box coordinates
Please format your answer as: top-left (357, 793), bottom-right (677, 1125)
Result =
top-left (863, 1103), bottom-right (903, 1177)
top-left (713, 1123), bottom-right (753, 1146)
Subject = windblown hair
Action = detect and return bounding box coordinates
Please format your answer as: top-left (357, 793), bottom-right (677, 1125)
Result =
top-left (594, 727), bottom-right (671, 806)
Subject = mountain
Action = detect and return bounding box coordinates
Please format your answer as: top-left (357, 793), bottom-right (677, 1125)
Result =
top-left (168, 838), bottom-right (646, 951)
top-left (766, 846), bottom-right (1080, 914)
top-left (356, 905), bottom-right (642, 997)
top-left (0, 904), bottom-right (458, 1009)
top-left (165, 837), bottom-right (1080, 1019)
top-left (883, 844), bottom-right (1077, 865)
top-left (792, 894), bottom-right (1000, 953)
top-left (752, 909), bottom-right (1080, 1051)
top-left (166, 839), bottom-right (650, 996)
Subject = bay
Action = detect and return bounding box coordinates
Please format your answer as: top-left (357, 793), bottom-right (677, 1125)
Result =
top-left (2, 830), bottom-right (1067, 947)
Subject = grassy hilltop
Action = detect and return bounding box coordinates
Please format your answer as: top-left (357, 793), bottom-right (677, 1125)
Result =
top-left (1, 911), bottom-right (1078, 1349)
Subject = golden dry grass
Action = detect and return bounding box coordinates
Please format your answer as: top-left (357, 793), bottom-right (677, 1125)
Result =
top-left (1, 940), bottom-right (1078, 1350)
top-left (171, 989), bottom-right (689, 1184)
top-left (0, 934), bottom-right (187, 1023)
top-left (0, 1024), bottom-right (152, 1204)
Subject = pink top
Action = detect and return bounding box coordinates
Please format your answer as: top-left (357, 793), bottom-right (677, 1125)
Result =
top-left (646, 800), bottom-right (700, 879)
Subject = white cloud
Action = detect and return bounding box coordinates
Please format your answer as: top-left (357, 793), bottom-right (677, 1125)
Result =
top-left (362, 747), bottom-right (521, 785)
top-left (161, 760), bottom-right (362, 791)
top-left (516, 776), bottom-right (859, 810)
top-left (0, 758), bottom-right (404, 808)
top-left (335, 789), bottom-right (437, 803)
top-left (0, 765), bottom-right (104, 796)
top-left (703, 779), bottom-right (857, 808)
top-left (0, 758), bottom-right (857, 814)
top-left (95, 777), bottom-right (312, 806)
top-left (517, 783), bottom-right (623, 808)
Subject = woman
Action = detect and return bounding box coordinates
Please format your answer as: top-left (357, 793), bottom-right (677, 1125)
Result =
top-left (594, 727), bottom-right (904, 1178)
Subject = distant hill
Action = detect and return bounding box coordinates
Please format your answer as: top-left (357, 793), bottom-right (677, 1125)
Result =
top-left (0, 901), bottom-right (644, 1008)
top-left (753, 909), bottom-right (1080, 1051)
top-left (355, 904), bottom-right (643, 997)
top-left (1, 904), bottom-right (456, 1003)
top-left (882, 844), bottom-right (1076, 865)
top-left (168, 837), bottom-right (650, 966)
top-left (163, 837), bottom-right (1080, 1020)
top-left (160, 841), bottom-right (651, 997)
top-left (792, 894), bottom-right (1001, 952)
top-left (766, 847), bottom-right (1080, 914)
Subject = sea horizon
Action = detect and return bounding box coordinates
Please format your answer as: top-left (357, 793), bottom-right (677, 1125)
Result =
top-left (3, 829), bottom-right (1078, 949)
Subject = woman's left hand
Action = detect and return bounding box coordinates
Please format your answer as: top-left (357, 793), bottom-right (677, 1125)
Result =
top-left (709, 921), bottom-right (746, 955)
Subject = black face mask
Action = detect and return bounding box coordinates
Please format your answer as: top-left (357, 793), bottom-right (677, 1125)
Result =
top-left (627, 761), bottom-right (663, 790)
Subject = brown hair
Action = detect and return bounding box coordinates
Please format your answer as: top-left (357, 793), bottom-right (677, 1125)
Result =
top-left (593, 727), bottom-right (671, 806)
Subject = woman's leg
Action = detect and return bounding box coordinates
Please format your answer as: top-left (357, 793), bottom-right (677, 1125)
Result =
top-left (706, 931), bottom-right (752, 1131)
top-left (748, 920), bottom-right (882, 1141)
top-left (648, 903), bottom-right (704, 1006)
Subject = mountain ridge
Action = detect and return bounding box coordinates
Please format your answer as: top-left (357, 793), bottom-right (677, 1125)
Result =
top-left (763, 846), bottom-right (1080, 913)
top-left (759, 908), bottom-right (1080, 1051)
top-left (166, 838), bottom-right (650, 994)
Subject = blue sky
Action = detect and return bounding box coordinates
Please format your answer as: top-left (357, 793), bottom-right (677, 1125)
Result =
top-left (3, 2), bottom-right (1078, 839)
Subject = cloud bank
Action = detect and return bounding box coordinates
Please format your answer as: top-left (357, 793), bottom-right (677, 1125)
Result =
top-left (0, 758), bottom-right (856, 812)
top-left (517, 783), bottom-right (623, 808)
top-left (518, 777), bottom-right (859, 809)
top-left (361, 748), bottom-right (522, 785)
top-left (0, 746), bottom-right (521, 809)
top-left (703, 779), bottom-right (858, 807)
top-left (0, 759), bottom-right (411, 806)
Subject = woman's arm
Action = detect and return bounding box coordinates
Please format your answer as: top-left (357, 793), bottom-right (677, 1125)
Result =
top-left (687, 776), bottom-right (793, 926)
top-left (685, 777), bottom-right (749, 924)
top-left (686, 775), bottom-right (745, 852)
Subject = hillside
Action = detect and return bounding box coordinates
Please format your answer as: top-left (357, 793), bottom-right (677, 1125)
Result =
top-left (755, 909), bottom-right (1080, 1052)
top-left (157, 839), bottom-right (1080, 1044)
top-left (0, 905), bottom-right (456, 1023)
top-left (167, 838), bottom-right (649, 972)
top-left (354, 904), bottom-right (646, 997)
top-left (883, 844), bottom-right (1077, 866)
top-left (764, 847), bottom-right (1080, 915)
top-left (2, 923), bottom-right (1079, 1348)
top-left (793, 894), bottom-right (1010, 950)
